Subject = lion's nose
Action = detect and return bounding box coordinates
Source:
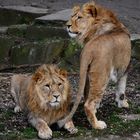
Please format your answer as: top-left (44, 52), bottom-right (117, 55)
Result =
top-left (53, 95), bottom-right (60, 99)
top-left (67, 25), bottom-right (71, 28)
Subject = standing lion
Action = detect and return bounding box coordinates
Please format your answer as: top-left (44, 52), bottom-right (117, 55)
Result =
top-left (11, 64), bottom-right (77, 139)
top-left (58, 2), bottom-right (131, 130)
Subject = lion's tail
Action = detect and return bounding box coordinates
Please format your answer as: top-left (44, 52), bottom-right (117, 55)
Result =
top-left (58, 58), bottom-right (89, 128)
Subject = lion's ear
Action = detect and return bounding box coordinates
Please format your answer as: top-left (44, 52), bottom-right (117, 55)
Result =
top-left (72, 5), bottom-right (80, 15)
top-left (32, 71), bottom-right (43, 83)
top-left (59, 69), bottom-right (68, 78)
top-left (83, 2), bottom-right (97, 17)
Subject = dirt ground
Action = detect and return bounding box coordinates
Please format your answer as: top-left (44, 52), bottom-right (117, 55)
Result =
top-left (0, 58), bottom-right (140, 139)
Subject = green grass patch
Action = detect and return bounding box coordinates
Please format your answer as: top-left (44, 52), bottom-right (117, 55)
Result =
top-left (0, 123), bottom-right (4, 132)
top-left (21, 127), bottom-right (37, 139)
top-left (0, 127), bottom-right (37, 139)
top-left (91, 113), bottom-right (140, 136)
top-left (136, 85), bottom-right (140, 90)
top-left (1, 110), bottom-right (14, 120)
top-left (132, 107), bottom-right (140, 114)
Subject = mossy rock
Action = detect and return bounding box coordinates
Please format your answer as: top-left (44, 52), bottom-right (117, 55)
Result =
top-left (132, 39), bottom-right (140, 60)
top-left (0, 36), bottom-right (15, 69)
top-left (0, 8), bottom-right (43, 26)
top-left (7, 24), bottom-right (69, 40)
top-left (7, 24), bottom-right (28, 37)
top-left (60, 39), bottom-right (82, 71)
top-left (25, 25), bottom-right (69, 40)
top-left (10, 38), bottom-right (67, 65)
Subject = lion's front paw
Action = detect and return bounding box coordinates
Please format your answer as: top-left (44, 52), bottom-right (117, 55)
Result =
top-left (94, 121), bottom-right (107, 130)
top-left (68, 127), bottom-right (78, 134)
top-left (118, 100), bottom-right (129, 108)
top-left (64, 120), bottom-right (78, 134)
top-left (38, 128), bottom-right (52, 140)
top-left (14, 105), bottom-right (21, 113)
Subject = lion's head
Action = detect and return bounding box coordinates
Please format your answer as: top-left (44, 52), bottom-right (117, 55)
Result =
top-left (66, 2), bottom-right (128, 43)
top-left (28, 64), bottom-right (70, 111)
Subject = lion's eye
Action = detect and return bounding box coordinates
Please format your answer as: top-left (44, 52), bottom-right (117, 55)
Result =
top-left (58, 83), bottom-right (62, 86)
top-left (45, 84), bottom-right (50, 88)
top-left (77, 16), bottom-right (82, 19)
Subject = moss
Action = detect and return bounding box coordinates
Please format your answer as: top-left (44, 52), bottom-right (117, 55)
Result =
top-left (133, 107), bottom-right (140, 114)
top-left (60, 39), bottom-right (82, 72)
top-left (0, 132), bottom-right (19, 140)
top-left (132, 39), bottom-right (140, 60)
top-left (1, 110), bottom-right (14, 120)
top-left (21, 127), bottom-right (37, 139)
top-left (64, 39), bottom-right (82, 58)
top-left (83, 114), bottom-right (140, 137)
top-left (136, 85), bottom-right (140, 90)
top-left (0, 123), bottom-right (4, 132)
top-left (107, 117), bottom-right (140, 136)
top-left (0, 36), bottom-right (14, 64)
top-left (1, 114), bottom-right (140, 139)
top-left (7, 24), bottom-right (28, 37)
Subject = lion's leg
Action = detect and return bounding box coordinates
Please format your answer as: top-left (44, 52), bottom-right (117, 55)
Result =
top-left (29, 115), bottom-right (52, 139)
top-left (84, 76), bottom-right (90, 101)
top-left (84, 98), bottom-right (107, 129)
top-left (64, 120), bottom-right (78, 134)
top-left (84, 73), bottom-right (108, 129)
top-left (11, 83), bottom-right (21, 113)
top-left (115, 73), bottom-right (129, 108)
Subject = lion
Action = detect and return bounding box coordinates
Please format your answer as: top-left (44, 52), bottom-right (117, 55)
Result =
top-left (11, 64), bottom-right (77, 139)
top-left (58, 2), bottom-right (131, 130)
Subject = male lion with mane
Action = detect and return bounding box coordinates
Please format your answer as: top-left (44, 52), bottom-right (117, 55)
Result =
top-left (58, 2), bottom-right (131, 130)
top-left (11, 64), bottom-right (77, 139)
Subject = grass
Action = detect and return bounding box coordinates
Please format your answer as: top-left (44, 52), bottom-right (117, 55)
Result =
top-left (21, 127), bottom-right (37, 139)
top-left (0, 103), bottom-right (140, 139)
top-left (106, 115), bottom-right (140, 136)
top-left (134, 107), bottom-right (140, 114)
top-left (0, 127), bottom-right (37, 139)
top-left (1, 110), bottom-right (14, 120)
top-left (78, 113), bottom-right (140, 137)
top-left (136, 85), bottom-right (140, 90)
top-left (0, 115), bottom-right (140, 139)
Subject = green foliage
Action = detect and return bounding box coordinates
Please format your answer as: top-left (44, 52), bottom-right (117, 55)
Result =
top-left (21, 127), bottom-right (37, 139)
top-left (64, 39), bottom-right (81, 58)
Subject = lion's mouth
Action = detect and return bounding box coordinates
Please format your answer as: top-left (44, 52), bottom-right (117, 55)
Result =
top-left (50, 101), bottom-right (60, 107)
top-left (67, 27), bottom-right (79, 38)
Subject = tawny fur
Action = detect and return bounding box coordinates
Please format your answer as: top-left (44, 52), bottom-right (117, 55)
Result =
top-left (11, 64), bottom-right (77, 139)
top-left (58, 2), bottom-right (131, 129)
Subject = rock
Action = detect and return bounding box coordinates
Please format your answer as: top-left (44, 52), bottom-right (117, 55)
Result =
top-left (133, 132), bottom-right (140, 138)
top-left (118, 114), bottom-right (140, 121)
top-left (0, 27), bottom-right (8, 34)
top-left (44, 39), bottom-right (66, 63)
top-left (36, 9), bottom-right (72, 23)
top-left (10, 39), bottom-right (66, 65)
top-left (60, 39), bottom-right (81, 71)
top-left (1, 6), bottom-right (48, 14)
top-left (0, 6), bottom-right (47, 26)
top-left (7, 24), bottom-right (28, 37)
top-left (7, 24), bottom-right (69, 40)
top-left (131, 34), bottom-right (140, 41)
top-left (132, 39), bottom-right (140, 60)
top-left (25, 25), bottom-right (69, 40)
top-left (0, 38), bottom-right (81, 71)
top-left (0, 36), bottom-right (15, 69)
top-left (31, 2), bottom-right (38, 7)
